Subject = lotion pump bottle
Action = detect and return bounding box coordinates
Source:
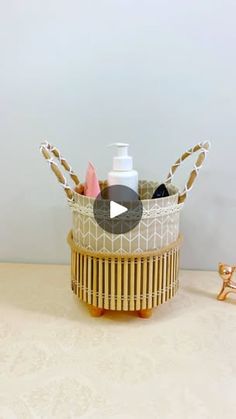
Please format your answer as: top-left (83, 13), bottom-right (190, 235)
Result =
top-left (107, 143), bottom-right (138, 193)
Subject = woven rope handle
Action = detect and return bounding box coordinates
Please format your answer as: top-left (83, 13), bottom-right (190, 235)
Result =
top-left (166, 141), bottom-right (210, 204)
top-left (40, 141), bottom-right (80, 200)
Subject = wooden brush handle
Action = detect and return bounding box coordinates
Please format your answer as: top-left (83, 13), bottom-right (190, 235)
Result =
top-left (40, 141), bottom-right (80, 200)
top-left (166, 141), bottom-right (210, 203)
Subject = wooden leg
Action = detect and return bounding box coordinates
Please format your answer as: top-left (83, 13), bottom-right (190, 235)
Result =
top-left (138, 308), bottom-right (152, 319)
top-left (88, 304), bottom-right (105, 317)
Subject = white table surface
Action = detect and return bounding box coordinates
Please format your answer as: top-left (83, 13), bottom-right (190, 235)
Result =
top-left (0, 263), bottom-right (235, 419)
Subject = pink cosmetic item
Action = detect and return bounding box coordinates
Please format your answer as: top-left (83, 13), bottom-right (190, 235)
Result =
top-left (84, 161), bottom-right (100, 197)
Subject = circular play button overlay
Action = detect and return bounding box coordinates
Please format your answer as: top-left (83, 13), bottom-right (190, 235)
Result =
top-left (93, 185), bottom-right (143, 234)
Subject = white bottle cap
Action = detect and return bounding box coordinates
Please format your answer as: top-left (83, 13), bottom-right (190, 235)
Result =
top-left (109, 142), bottom-right (133, 171)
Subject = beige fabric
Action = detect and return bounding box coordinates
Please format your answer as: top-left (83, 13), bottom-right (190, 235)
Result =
top-left (0, 263), bottom-right (235, 419)
top-left (70, 180), bottom-right (182, 253)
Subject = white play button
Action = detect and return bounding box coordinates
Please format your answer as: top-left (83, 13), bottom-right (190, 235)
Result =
top-left (94, 185), bottom-right (143, 234)
top-left (110, 200), bottom-right (128, 219)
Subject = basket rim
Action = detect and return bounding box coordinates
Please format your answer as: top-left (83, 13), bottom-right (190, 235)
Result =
top-left (67, 230), bottom-right (183, 260)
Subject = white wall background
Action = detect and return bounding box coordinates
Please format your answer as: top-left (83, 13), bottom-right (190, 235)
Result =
top-left (0, 0), bottom-right (235, 270)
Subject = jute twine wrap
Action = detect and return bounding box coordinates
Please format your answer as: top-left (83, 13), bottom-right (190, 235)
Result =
top-left (166, 141), bottom-right (210, 204)
top-left (40, 141), bottom-right (80, 200)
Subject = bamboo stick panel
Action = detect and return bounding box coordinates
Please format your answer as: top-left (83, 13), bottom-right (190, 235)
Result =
top-left (110, 259), bottom-right (115, 310)
top-left (153, 257), bottom-right (158, 307)
top-left (148, 256), bottom-right (153, 309)
top-left (79, 254), bottom-right (83, 300)
top-left (168, 252), bottom-right (171, 298)
top-left (130, 260), bottom-right (135, 311)
top-left (172, 251), bottom-right (175, 297)
top-left (92, 257), bottom-right (97, 307)
top-left (116, 260), bottom-right (122, 311)
top-left (166, 252), bottom-right (170, 301)
top-left (142, 258), bottom-right (147, 310)
top-left (83, 254), bottom-right (87, 302)
top-left (162, 254), bottom-right (167, 304)
top-left (76, 253), bottom-right (79, 297)
top-left (123, 259), bottom-right (129, 311)
top-left (136, 258), bottom-right (141, 311)
top-left (71, 251), bottom-right (74, 291)
top-left (158, 255), bottom-right (163, 306)
top-left (104, 259), bottom-right (109, 309)
top-left (98, 259), bottom-right (103, 308)
top-left (87, 256), bottom-right (92, 304)
top-left (176, 249), bottom-right (180, 292)
top-left (68, 233), bottom-right (181, 311)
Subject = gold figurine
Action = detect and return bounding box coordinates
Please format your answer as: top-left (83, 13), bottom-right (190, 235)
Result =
top-left (217, 263), bottom-right (236, 301)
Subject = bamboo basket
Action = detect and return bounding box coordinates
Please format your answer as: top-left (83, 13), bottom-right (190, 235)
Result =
top-left (40, 141), bottom-right (210, 318)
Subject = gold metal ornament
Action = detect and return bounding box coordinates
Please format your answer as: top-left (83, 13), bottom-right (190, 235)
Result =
top-left (217, 263), bottom-right (236, 301)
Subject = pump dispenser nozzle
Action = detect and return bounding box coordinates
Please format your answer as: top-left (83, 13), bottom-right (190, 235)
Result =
top-left (108, 142), bottom-right (133, 171)
top-left (107, 142), bottom-right (138, 192)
